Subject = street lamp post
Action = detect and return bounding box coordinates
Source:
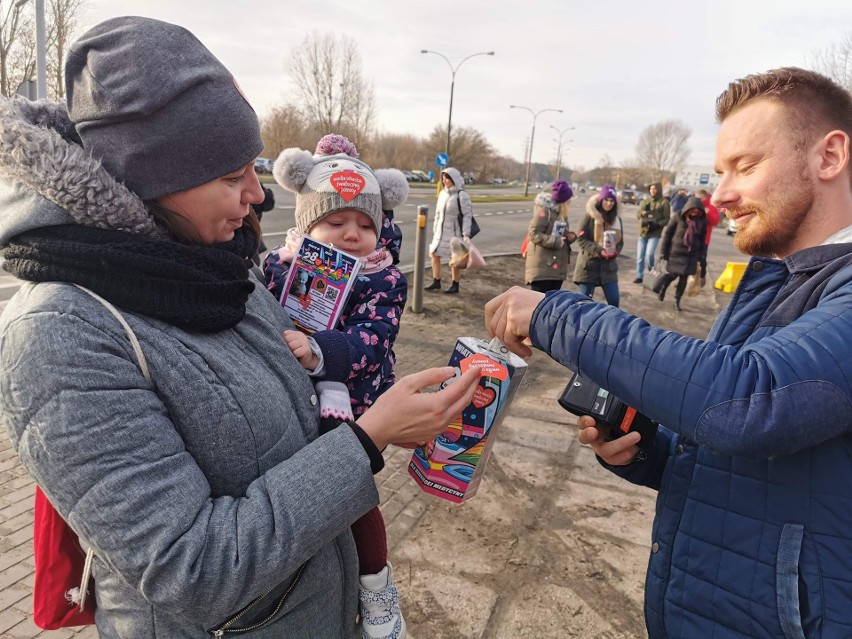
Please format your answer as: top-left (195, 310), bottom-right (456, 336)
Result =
top-left (14, 0), bottom-right (46, 99)
top-left (511, 105), bottom-right (563, 196)
top-left (552, 143), bottom-right (572, 180)
top-left (549, 125), bottom-right (575, 180)
top-left (421, 49), bottom-right (494, 162)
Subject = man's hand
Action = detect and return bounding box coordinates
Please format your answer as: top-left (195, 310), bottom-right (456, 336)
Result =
top-left (283, 329), bottom-right (319, 371)
top-left (357, 367), bottom-right (481, 450)
top-left (484, 286), bottom-right (545, 357)
top-left (576, 415), bottom-right (641, 465)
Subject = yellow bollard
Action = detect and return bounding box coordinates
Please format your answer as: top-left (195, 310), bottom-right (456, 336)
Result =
top-left (714, 262), bottom-right (747, 293)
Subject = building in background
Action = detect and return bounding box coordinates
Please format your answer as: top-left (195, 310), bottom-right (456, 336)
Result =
top-left (675, 166), bottom-right (721, 191)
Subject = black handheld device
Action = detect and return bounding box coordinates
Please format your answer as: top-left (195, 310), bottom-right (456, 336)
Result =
top-left (558, 370), bottom-right (657, 451)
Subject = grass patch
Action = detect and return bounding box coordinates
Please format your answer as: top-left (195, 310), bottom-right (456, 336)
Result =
top-left (470, 194), bottom-right (536, 203)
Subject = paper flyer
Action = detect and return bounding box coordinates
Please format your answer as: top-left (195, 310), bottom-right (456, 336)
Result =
top-left (279, 237), bottom-right (362, 333)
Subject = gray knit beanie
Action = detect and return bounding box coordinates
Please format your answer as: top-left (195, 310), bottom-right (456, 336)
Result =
top-left (274, 135), bottom-right (409, 235)
top-left (65, 16), bottom-right (263, 200)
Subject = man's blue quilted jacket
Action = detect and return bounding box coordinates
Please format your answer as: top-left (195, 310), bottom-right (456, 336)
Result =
top-left (530, 243), bottom-right (852, 638)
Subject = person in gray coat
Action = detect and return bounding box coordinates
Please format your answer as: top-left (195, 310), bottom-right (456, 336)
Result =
top-left (0, 17), bottom-right (478, 639)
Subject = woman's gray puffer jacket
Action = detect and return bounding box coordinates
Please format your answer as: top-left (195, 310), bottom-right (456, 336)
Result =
top-left (0, 98), bottom-right (375, 638)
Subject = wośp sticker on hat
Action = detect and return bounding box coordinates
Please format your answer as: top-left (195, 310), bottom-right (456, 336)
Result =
top-left (330, 171), bottom-right (366, 202)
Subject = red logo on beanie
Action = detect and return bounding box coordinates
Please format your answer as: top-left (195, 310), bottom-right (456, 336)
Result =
top-left (232, 78), bottom-right (251, 106)
top-left (330, 171), bottom-right (366, 202)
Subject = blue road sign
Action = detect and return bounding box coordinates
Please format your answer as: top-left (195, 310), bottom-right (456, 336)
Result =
top-left (436, 152), bottom-right (449, 167)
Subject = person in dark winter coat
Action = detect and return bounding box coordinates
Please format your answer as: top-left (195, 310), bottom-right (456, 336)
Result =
top-left (634, 182), bottom-right (670, 283)
top-left (658, 196), bottom-right (708, 310)
top-left (573, 184), bottom-right (623, 306)
top-left (484, 66), bottom-right (852, 639)
top-left (263, 134), bottom-right (411, 639)
top-left (524, 180), bottom-right (576, 292)
top-left (249, 184), bottom-right (275, 265)
top-left (0, 17), bottom-right (480, 639)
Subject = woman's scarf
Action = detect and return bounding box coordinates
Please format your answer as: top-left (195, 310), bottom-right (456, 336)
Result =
top-left (1, 223), bottom-right (258, 332)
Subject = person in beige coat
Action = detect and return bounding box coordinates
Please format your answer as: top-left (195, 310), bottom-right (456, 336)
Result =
top-left (524, 180), bottom-right (576, 293)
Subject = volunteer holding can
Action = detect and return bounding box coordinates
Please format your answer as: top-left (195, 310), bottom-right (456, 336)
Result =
top-left (572, 184), bottom-right (623, 307)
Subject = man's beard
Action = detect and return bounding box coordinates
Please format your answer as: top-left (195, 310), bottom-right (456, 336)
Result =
top-left (731, 176), bottom-right (815, 257)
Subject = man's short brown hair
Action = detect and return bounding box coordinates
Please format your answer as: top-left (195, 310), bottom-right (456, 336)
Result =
top-left (715, 67), bottom-right (852, 159)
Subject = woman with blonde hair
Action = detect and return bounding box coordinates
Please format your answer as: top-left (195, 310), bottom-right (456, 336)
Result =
top-left (524, 180), bottom-right (576, 293)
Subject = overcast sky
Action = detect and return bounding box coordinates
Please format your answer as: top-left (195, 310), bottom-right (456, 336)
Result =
top-left (85, 0), bottom-right (851, 172)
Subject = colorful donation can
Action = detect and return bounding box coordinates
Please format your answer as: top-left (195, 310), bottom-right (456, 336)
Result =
top-left (408, 337), bottom-right (527, 503)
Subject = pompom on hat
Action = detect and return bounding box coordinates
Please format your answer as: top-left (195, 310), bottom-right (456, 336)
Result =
top-left (551, 180), bottom-right (573, 204)
top-left (64, 16), bottom-right (262, 200)
top-left (274, 134), bottom-right (409, 235)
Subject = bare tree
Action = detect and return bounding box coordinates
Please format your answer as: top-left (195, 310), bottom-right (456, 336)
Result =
top-left (0, 0), bottom-right (28, 97)
top-left (809, 31), bottom-right (852, 91)
top-left (362, 132), bottom-right (422, 171)
top-left (260, 103), bottom-right (310, 158)
top-left (423, 125), bottom-right (495, 177)
top-left (46, 0), bottom-right (82, 98)
top-left (0, 0), bottom-right (85, 99)
top-left (618, 157), bottom-right (647, 189)
top-left (288, 32), bottom-right (375, 147)
top-left (635, 120), bottom-right (691, 183)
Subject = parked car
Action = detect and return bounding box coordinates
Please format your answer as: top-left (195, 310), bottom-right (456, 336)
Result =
top-left (410, 169), bottom-right (431, 182)
top-left (620, 189), bottom-right (639, 205)
top-left (727, 216), bottom-right (738, 235)
top-left (254, 157), bottom-right (274, 174)
top-left (402, 171), bottom-right (420, 183)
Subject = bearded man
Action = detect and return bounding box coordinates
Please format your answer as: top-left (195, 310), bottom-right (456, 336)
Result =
top-left (485, 67), bottom-right (852, 638)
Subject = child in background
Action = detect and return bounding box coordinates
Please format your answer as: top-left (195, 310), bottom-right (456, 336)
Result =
top-left (263, 134), bottom-right (410, 639)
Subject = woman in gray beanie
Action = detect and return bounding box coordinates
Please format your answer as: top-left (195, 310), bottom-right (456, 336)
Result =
top-left (0, 16), bottom-right (478, 639)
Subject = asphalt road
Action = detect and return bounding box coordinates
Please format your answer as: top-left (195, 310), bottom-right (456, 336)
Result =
top-left (0, 185), bottom-right (747, 303)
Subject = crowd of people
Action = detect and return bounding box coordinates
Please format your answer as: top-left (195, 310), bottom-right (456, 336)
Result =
top-left (2, 13), bottom-right (851, 639)
top-left (522, 177), bottom-right (723, 313)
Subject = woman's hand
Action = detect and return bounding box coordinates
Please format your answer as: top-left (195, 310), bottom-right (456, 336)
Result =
top-left (576, 415), bottom-right (641, 465)
top-left (356, 367), bottom-right (481, 450)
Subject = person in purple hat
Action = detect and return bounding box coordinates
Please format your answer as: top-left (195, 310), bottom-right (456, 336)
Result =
top-left (572, 184), bottom-right (624, 306)
top-left (523, 180), bottom-right (576, 292)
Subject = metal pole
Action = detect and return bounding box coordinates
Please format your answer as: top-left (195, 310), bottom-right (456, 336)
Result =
top-left (446, 75), bottom-right (455, 159)
top-left (410, 205), bottom-right (429, 314)
top-left (35, 0), bottom-right (46, 99)
top-left (523, 116), bottom-right (536, 197)
top-left (555, 144), bottom-right (562, 180)
top-left (422, 49), bottom-right (494, 165)
top-left (512, 106), bottom-right (562, 197)
top-left (14, 0), bottom-right (46, 99)
top-left (549, 125), bottom-right (575, 185)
